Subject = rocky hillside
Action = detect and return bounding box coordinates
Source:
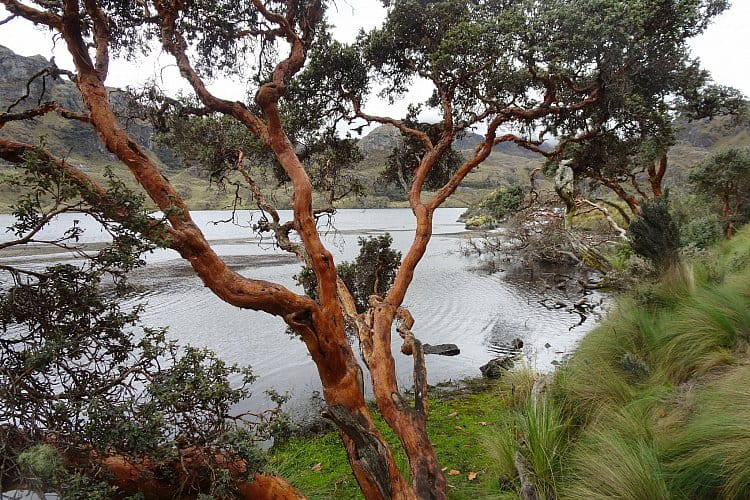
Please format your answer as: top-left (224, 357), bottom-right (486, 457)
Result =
top-left (1, 45), bottom-right (748, 211)
top-left (0, 44), bottom-right (179, 171)
top-left (358, 122), bottom-right (547, 159)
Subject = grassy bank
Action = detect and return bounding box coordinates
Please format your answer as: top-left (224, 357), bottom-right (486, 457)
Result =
top-left (269, 379), bottom-right (523, 499)
top-left (269, 227), bottom-right (750, 498)
top-left (485, 226), bottom-right (750, 499)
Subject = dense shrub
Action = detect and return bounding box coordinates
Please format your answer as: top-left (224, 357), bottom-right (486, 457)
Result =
top-left (628, 195), bottom-right (681, 270)
top-left (0, 265), bottom-right (289, 497)
top-left (681, 213), bottom-right (723, 249)
top-left (295, 234), bottom-right (402, 313)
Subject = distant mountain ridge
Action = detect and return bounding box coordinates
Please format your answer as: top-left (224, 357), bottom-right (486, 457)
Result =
top-left (357, 123), bottom-right (546, 158)
top-left (0, 44), bottom-right (179, 170)
top-left (1, 45), bottom-right (748, 212)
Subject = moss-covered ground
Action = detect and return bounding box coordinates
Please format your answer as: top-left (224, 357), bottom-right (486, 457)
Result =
top-left (269, 379), bottom-right (518, 499)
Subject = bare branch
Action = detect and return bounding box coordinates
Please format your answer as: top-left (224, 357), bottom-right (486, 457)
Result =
top-left (0, 0), bottom-right (62, 28)
top-left (6, 68), bottom-right (53, 113)
top-left (154, 2), bottom-right (267, 137)
top-left (579, 198), bottom-right (629, 240)
top-left (0, 206), bottom-right (72, 251)
top-left (0, 136), bottom-right (169, 239)
top-left (396, 307), bottom-right (427, 418)
top-left (0, 101), bottom-right (90, 129)
top-left (352, 98), bottom-right (433, 151)
top-left (0, 13), bottom-right (16, 25)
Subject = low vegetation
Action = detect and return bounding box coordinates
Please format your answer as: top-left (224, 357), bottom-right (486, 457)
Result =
top-left (274, 226), bottom-right (750, 499)
top-left (270, 381), bottom-right (518, 499)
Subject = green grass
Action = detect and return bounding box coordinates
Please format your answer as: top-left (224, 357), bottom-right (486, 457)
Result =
top-left (513, 225), bottom-right (750, 499)
top-left (271, 226), bottom-right (750, 498)
top-left (664, 365), bottom-right (750, 499)
top-left (516, 398), bottom-right (570, 498)
top-left (269, 382), bottom-right (516, 499)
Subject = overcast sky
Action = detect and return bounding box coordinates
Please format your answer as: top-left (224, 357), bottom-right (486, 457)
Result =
top-left (0, 0), bottom-right (748, 124)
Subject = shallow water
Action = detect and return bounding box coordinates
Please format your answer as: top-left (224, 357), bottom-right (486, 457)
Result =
top-left (0, 208), bottom-right (606, 415)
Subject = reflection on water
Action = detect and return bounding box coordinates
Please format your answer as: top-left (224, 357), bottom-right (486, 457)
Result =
top-left (0, 208), bottom-right (607, 415)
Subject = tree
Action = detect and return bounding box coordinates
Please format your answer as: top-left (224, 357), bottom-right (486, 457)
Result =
top-left (689, 148), bottom-right (750, 238)
top-left (0, 0), bottom-right (732, 497)
top-left (547, 84), bottom-right (744, 222)
top-left (0, 152), bottom-right (299, 498)
top-left (627, 193), bottom-right (682, 270)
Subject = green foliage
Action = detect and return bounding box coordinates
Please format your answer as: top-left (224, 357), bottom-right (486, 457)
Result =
top-left (464, 214), bottom-right (492, 229)
top-left (681, 213), bottom-right (723, 249)
top-left (628, 195), bottom-right (681, 270)
top-left (5, 146), bottom-right (168, 271)
top-left (296, 234), bottom-right (401, 313)
top-left (96, 1), bottom-right (330, 78)
top-left (689, 147), bottom-right (750, 234)
top-left (0, 263), bottom-right (288, 495)
top-left (378, 117), bottom-right (465, 194)
top-left (156, 111), bottom-right (281, 183)
top-left (608, 244), bottom-right (634, 271)
top-left (15, 444), bottom-right (118, 500)
top-left (367, 0), bottom-right (731, 142)
top-left (284, 32), bottom-right (369, 136)
top-left (0, 154), bottom-right (289, 497)
top-left (460, 184), bottom-right (525, 229)
top-left (481, 185), bottom-right (525, 220)
top-left (153, 104), bottom-right (365, 204)
top-left (16, 445), bottom-right (65, 485)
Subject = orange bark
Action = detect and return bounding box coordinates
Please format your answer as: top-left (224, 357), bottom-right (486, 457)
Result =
top-left (648, 153), bottom-right (668, 199)
top-left (0, 1), bottom-right (608, 498)
top-left (98, 450), bottom-right (305, 499)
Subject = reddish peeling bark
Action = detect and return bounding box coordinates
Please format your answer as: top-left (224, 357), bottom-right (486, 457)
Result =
top-left (596, 175), bottom-right (642, 216)
top-left (56, 3), bottom-right (406, 496)
top-left (721, 189), bottom-right (741, 238)
top-left (1, 440), bottom-right (305, 499)
top-left (1, 1), bottom-right (610, 498)
top-left (150, 2), bottom-right (415, 497)
top-left (648, 153), bottom-right (668, 198)
top-left (99, 453), bottom-right (306, 499)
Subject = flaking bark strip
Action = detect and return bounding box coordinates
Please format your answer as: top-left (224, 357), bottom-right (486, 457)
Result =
top-left (322, 404), bottom-right (393, 499)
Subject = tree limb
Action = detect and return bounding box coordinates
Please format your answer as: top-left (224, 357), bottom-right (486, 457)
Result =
top-left (83, 0), bottom-right (110, 80)
top-left (0, 101), bottom-right (90, 128)
top-left (0, 0), bottom-right (62, 28)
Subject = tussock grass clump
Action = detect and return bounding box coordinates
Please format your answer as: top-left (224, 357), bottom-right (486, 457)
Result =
top-left (483, 395), bottom-right (570, 499)
top-left (655, 285), bottom-right (750, 382)
top-left (714, 229), bottom-right (750, 276)
top-left (492, 364), bottom-right (538, 409)
top-left (562, 406), bottom-right (670, 500)
top-left (483, 422), bottom-right (518, 485)
top-left (491, 226), bottom-right (750, 499)
top-left (517, 398), bottom-right (569, 497)
top-left (664, 366), bottom-right (750, 499)
top-left (551, 302), bottom-right (653, 423)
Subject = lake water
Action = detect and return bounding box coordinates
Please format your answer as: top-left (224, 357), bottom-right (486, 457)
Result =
top-left (0, 208), bottom-right (606, 416)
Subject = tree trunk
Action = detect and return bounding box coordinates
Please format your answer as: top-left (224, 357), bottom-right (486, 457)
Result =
top-left (648, 154), bottom-right (667, 198)
top-left (12, 2), bottom-right (449, 497)
top-left (722, 194), bottom-right (735, 238)
top-left (370, 307), bottom-right (447, 499)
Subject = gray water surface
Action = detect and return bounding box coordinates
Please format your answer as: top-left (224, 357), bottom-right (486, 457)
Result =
top-left (0, 208), bottom-right (605, 415)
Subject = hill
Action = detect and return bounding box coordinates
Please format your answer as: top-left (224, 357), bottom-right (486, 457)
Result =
top-left (1, 45), bottom-right (748, 212)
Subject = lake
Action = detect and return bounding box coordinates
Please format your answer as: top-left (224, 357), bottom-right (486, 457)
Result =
top-left (0, 208), bottom-right (606, 416)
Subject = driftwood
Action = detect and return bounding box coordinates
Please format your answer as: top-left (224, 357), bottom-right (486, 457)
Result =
top-left (514, 450), bottom-right (538, 500)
